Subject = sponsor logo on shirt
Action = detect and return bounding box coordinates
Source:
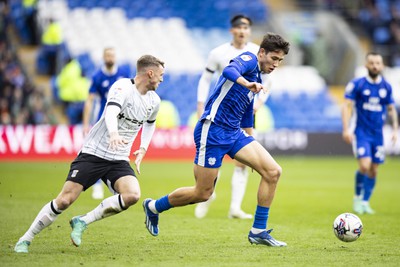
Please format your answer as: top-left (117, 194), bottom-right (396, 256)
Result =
top-left (117, 112), bottom-right (143, 125)
top-left (362, 97), bottom-right (382, 112)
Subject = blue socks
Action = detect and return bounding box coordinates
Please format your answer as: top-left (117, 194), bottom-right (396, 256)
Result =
top-left (155, 195), bottom-right (172, 213)
top-left (356, 170), bottom-right (376, 201)
top-left (363, 177), bottom-right (376, 201)
top-left (355, 171), bottom-right (365, 196)
top-left (252, 205), bottom-right (269, 230)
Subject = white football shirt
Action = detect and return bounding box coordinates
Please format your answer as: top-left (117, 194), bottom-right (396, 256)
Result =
top-left (82, 78), bottom-right (160, 161)
top-left (198, 42), bottom-right (270, 103)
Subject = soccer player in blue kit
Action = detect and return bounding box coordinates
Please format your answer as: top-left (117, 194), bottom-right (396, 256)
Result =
top-left (82, 47), bottom-right (130, 199)
top-left (143, 33), bottom-right (290, 246)
top-left (342, 52), bottom-right (398, 215)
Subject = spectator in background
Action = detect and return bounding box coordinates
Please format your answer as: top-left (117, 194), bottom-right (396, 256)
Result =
top-left (342, 52), bottom-right (398, 215)
top-left (82, 47), bottom-right (131, 199)
top-left (0, 0), bottom-right (9, 42)
top-left (0, 97), bottom-right (10, 123)
top-left (28, 89), bottom-right (54, 124)
top-left (358, 0), bottom-right (400, 66)
top-left (56, 57), bottom-right (89, 124)
top-left (0, 37), bottom-right (53, 125)
top-left (389, 2), bottom-right (400, 66)
top-left (22, 0), bottom-right (39, 45)
top-left (40, 17), bottom-right (63, 75)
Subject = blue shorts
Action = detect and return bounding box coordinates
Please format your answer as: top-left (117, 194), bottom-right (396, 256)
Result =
top-left (353, 137), bottom-right (385, 164)
top-left (194, 120), bottom-right (255, 168)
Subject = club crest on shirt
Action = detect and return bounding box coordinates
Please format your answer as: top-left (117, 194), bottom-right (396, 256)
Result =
top-left (362, 89), bottom-right (371, 96)
top-left (240, 55), bottom-right (252, 61)
top-left (378, 88), bottom-right (387, 98)
top-left (102, 80), bottom-right (110, 88)
top-left (208, 157), bottom-right (216, 166)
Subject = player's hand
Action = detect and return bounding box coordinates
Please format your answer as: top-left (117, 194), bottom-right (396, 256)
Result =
top-left (109, 132), bottom-right (128, 151)
top-left (246, 82), bottom-right (263, 94)
top-left (391, 131), bottom-right (398, 144)
top-left (342, 131), bottom-right (353, 144)
top-left (133, 147), bottom-right (146, 174)
top-left (261, 86), bottom-right (270, 95)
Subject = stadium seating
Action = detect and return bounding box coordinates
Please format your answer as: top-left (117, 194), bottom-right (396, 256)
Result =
top-left (8, 0), bottom-right (344, 132)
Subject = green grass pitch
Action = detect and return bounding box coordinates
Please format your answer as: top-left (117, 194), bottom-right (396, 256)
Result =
top-left (0, 156), bottom-right (399, 266)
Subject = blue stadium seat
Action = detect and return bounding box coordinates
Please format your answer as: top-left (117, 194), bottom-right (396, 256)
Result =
top-left (67, 0), bottom-right (267, 28)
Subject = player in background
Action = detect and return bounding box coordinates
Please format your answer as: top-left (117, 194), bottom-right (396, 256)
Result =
top-left (82, 47), bottom-right (130, 200)
top-left (14, 55), bottom-right (164, 253)
top-left (143, 33), bottom-right (290, 247)
top-left (342, 52), bottom-right (398, 215)
top-left (195, 14), bottom-right (269, 219)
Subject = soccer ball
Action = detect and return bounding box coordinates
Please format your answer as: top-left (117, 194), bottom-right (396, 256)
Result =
top-left (333, 213), bottom-right (363, 242)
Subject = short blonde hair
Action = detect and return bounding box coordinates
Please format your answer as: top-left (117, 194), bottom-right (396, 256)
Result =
top-left (137, 55), bottom-right (164, 72)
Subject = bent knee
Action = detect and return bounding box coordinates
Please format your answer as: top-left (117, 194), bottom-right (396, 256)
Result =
top-left (263, 165), bottom-right (282, 184)
top-left (196, 190), bottom-right (213, 203)
top-left (359, 166), bottom-right (369, 174)
top-left (368, 170), bottom-right (377, 178)
top-left (122, 191), bottom-right (141, 207)
top-left (56, 196), bottom-right (73, 210)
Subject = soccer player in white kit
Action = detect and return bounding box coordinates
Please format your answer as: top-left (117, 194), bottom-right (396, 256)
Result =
top-left (82, 47), bottom-right (131, 200)
top-left (14, 55), bottom-right (164, 253)
top-left (195, 15), bottom-right (269, 219)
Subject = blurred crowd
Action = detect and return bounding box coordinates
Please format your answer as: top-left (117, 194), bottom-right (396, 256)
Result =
top-left (314, 0), bottom-right (400, 66)
top-left (0, 0), bottom-right (55, 125)
top-left (0, 40), bottom-right (55, 125)
top-left (358, 0), bottom-right (400, 66)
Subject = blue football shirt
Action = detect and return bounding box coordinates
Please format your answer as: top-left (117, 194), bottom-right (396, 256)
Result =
top-left (89, 66), bottom-right (130, 121)
top-left (200, 52), bottom-right (261, 130)
top-left (344, 75), bottom-right (394, 139)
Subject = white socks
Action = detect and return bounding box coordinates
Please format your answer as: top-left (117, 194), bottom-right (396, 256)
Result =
top-left (80, 194), bottom-right (125, 225)
top-left (251, 227), bottom-right (264, 234)
top-left (148, 200), bottom-right (158, 214)
top-left (19, 200), bottom-right (61, 242)
top-left (230, 166), bottom-right (249, 212)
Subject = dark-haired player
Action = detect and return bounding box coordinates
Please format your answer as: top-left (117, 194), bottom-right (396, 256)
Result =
top-left (144, 33), bottom-right (290, 247)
